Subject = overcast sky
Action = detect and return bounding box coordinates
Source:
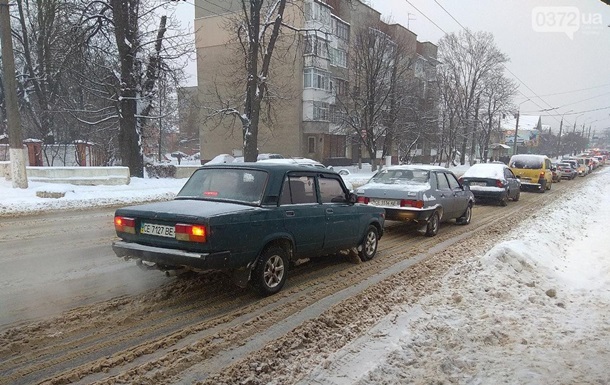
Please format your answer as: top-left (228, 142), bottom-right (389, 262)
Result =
top-left (177, 0), bottom-right (610, 136)
top-left (367, 0), bottom-right (610, 135)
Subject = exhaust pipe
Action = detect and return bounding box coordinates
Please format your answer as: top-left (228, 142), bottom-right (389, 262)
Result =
top-left (135, 259), bottom-right (158, 271)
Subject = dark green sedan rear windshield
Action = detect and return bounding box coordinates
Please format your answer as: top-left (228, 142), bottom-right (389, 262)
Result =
top-left (177, 168), bottom-right (268, 204)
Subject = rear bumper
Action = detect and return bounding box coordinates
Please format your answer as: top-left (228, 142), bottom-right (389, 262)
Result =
top-left (471, 190), bottom-right (505, 201)
top-left (112, 240), bottom-right (235, 271)
top-left (384, 207), bottom-right (435, 223)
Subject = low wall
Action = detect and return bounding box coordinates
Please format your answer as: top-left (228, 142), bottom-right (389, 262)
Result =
top-left (0, 161), bottom-right (9, 180)
top-left (2, 164), bottom-right (131, 185)
top-left (175, 165), bottom-right (200, 179)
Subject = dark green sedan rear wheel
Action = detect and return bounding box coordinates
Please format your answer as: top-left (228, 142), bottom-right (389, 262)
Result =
top-left (253, 246), bottom-right (288, 296)
top-left (358, 225), bottom-right (379, 262)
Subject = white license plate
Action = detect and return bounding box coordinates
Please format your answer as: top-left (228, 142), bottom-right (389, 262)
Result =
top-left (470, 182), bottom-right (487, 186)
top-left (141, 223), bottom-right (175, 238)
top-left (369, 199), bottom-right (400, 207)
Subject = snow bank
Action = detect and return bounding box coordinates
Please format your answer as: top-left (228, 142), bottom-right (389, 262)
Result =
top-left (304, 168), bottom-right (610, 384)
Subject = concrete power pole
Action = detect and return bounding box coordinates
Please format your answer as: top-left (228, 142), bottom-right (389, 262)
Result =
top-left (0, 0), bottom-right (28, 188)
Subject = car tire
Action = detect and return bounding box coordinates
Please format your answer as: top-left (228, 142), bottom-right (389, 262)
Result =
top-left (358, 225), bottom-right (379, 262)
top-left (513, 190), bottom-right (520, 201)
top-left (252, 246), bottom-right (288, 296)
top-left (456, 203), bottom-right (472, 225)
top-left (499, 192), bottom-right (509, 206)
top-left (425, 211), bottom-right (440, 236)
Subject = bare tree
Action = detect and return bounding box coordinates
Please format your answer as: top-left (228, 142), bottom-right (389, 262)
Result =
top-left (79, 0), bottom-right (192, 176)
top-left (478, 70), bottom-right (517, 162)
top-left (437, 29), bottom-right (509, 165)
top-left (338, 25), bottom-right (401, 170)
top-left (198, 0), bottom-right (294, 162)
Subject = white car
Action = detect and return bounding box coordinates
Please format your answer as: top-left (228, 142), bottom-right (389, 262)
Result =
top-left (233, 153), bottom-right (284, 163)
top-left (258, 158), bottom-right (354, 191)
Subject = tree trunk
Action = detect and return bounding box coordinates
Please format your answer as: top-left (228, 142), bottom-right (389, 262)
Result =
top-left (111, 0), bottom-right (143, 177)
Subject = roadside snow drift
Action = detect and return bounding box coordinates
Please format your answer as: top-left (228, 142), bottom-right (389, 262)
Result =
top-left (303, 168), bottom-right (610, 385)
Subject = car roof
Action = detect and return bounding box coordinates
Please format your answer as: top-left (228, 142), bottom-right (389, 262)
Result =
top-left (258, 158), bottom-right (325, 167)
top-left (383, 164), bottom-right (450, 172)
top-left (467, 163), bottom-right (507, 170)
top-left (510, 154), bottom-right (549, 161)
top-left (198, 162), bottom-right (336, 175)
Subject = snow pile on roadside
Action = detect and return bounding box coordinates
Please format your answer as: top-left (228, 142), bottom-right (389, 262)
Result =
top-left (0, 177), bottom-right (187, 216)
top-left (305, 168), bottom-right (610, 385)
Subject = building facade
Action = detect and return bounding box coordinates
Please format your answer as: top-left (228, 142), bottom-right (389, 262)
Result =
top-left (193, 0), bottom-right (438, 164)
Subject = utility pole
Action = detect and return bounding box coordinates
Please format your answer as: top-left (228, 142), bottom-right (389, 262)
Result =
top-left (557, 117), bottom-right (563, 156)
top-left (0, 0), bottom-right (28, 188)
top-left (512, 112), bottom-right (520, 156)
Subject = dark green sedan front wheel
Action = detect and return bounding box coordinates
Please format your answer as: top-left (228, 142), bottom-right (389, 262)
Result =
top-left (253, 246), bottom-right (288, 296)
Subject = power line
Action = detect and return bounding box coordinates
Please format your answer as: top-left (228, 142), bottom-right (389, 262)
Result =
top-left (524, 105), bottom-right (610, 116)
top-left (429, 0), bottom-right (564, 126)
top-left (534, 82), bottom-right (610, 98)
top-left (403, 0), bottom-right (448, 34)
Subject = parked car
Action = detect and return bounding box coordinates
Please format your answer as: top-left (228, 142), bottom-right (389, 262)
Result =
top-left (556, 162), bottom-right (577, 180)
top-left (508, 154), bottom-right (553, 193)
top-left (112, 163), bottom-right (385, 295)
top-left (550, 163), bottom-right (562, 183)
top-left (565, 157), bottom-right (589, 176)
top-left (355, 165), bottom-right (474, 237)
top-left (233, 153), bottom-right (284, 162)
top-left (258, 158), bottom-right (354, 191)
top-left (459, 163), bottom-right (521, 206)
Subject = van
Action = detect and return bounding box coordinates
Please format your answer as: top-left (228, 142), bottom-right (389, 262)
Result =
top-left (508, 154), bottom-right (553, 193)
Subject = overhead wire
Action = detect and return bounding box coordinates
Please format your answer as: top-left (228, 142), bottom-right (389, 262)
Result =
top-left (405, 0), bottom-right (607, 129)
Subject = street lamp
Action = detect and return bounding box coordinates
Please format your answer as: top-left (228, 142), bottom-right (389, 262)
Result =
top-left (512, 98), bottom-right (530, 156)
top-left (573, 113), bottom-right (585, 132)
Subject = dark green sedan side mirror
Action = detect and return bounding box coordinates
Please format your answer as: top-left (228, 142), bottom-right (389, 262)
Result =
top-left (348, 193), bottom-right (358, 204)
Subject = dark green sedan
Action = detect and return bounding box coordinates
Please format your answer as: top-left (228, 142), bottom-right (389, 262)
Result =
top-left (112, 163), bottom-right (385, 295)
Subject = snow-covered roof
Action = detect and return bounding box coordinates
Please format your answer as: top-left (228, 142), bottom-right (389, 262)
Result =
top-left (385, 164), bottom-right (449, 172)
top-left (462, 163), bottom-right (507, 179)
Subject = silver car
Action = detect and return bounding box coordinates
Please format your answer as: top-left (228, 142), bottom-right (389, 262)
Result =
top-left (355, 165), bottom-right (474, 236)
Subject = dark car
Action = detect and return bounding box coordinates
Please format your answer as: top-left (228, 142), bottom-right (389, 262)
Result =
top-left (460, 163), bottom-right (521, 206)
top-left (355, 165), bottom-right (474, 237)
top-left (112, 163), bottom-right (385, 295)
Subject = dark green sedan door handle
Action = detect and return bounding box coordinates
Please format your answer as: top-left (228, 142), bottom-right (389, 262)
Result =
top-left (326, 208), bottom-right (334, 214)
top-left (285, 211), bottom-right (295, 217)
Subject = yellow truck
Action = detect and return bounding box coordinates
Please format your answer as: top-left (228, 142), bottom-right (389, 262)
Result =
top-left (508, 154), bottom-right (553, 193)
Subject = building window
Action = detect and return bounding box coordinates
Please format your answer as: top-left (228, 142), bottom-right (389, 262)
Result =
top-left (332, 18), bottom-right (349, 41)
top-left (313, 102), bottom-right (329, 121)
top-left (304, 35), bottom-right (329, 59)
top-left (304, 1), bottom-right (331, 25)
top-left (304, 68), bottom-right (330, 91)
top-left (330, 105), bottom-right (347, 124)
top-left (328, 135), bottom-right (346, 158)
top-left (330, 47), bottom-right (347, 68)
top-left (308, 136), bottom-right (316, 153)
top-left (331, 78), bottom-right (347, 96)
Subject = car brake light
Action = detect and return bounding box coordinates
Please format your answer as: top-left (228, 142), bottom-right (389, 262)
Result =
top-left (357, 196), bottom-right (370, 204)
top-left (114, 216), bottom-right (136, 234)
top-left (175, 223), bottom-right (207, 243)
top-left (496, 180), bottom-right (504, 188)
top-left (540, 171), bottom-right (546, 177)
top-left (400, 199), bottom-right (424, 208)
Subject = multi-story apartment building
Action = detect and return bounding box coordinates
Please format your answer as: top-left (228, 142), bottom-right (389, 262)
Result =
top-left (194, 0), bottom-right (438, 164)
